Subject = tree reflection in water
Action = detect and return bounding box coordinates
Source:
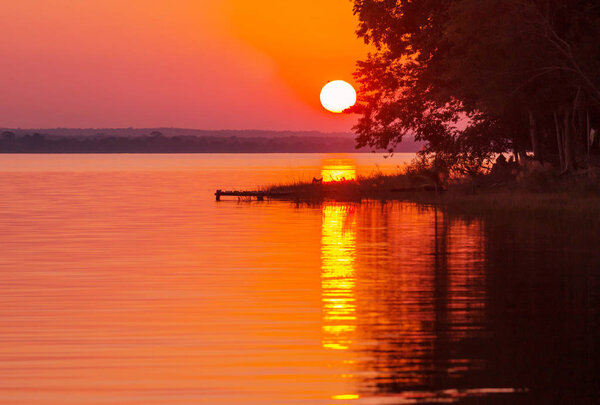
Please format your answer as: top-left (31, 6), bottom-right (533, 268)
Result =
top-left (321, 201), bottom-right (598, 404)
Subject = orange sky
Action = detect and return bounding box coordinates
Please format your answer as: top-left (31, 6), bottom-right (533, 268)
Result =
top-left (0, 1), bottom-right (368, 131)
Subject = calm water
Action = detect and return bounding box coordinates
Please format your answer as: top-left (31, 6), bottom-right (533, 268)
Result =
top-left (0, 154), bottom-right (598, 404)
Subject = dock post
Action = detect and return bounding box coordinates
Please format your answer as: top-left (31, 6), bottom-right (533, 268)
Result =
top-left (215, 190), bottom-right (221, 201)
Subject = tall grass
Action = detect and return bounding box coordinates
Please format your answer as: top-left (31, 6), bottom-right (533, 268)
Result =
top-left (261, 163), bottom-right (600, 223)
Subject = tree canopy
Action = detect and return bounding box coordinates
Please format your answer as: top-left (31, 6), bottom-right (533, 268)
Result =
top-left (351, 0), bottom-right (600, 173)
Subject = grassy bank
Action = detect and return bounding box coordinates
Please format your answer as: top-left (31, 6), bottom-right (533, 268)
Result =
top-left (262, 168), bottom-right (600, 222)
top-left (264, 172), bottom-right (430, 203)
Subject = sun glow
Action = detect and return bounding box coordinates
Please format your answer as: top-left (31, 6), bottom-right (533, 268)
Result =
top-left (321, 159), bottom-right (357, 183)
top-left (320, 80), bottom-right (357, 113)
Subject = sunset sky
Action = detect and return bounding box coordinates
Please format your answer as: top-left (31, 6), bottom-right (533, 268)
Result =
top-left (1, 1), bottom-right (368, 131)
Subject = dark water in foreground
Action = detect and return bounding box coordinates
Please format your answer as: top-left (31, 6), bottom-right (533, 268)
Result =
top-left (0, 154), bottom-right (598, 404)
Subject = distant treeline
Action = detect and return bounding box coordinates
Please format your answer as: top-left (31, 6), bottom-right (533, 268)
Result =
top-left (0, 128), bottom-right (358, 139)
top-left (0, 130), bottom-right (423, 153)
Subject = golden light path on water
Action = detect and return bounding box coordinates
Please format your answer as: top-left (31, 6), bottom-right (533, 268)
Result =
top-left (319, 158), bottom-right (360, 402)
top-left (321, 203), bottom-right (357, 352)
top-left (321, 202), bottom-right (359, 402)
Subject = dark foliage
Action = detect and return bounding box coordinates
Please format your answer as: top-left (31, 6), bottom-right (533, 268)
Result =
top-left (350, 0), bottom-right (600, 173)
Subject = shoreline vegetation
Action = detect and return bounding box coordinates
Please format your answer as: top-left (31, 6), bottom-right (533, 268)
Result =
top-left (261, 159), bottom-right (600, 222)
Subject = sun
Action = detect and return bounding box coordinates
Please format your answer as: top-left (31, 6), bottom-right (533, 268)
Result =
top-left (320, 80), bottom-right (357, 113)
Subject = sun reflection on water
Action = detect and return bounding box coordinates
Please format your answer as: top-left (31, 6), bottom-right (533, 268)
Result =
top-left (321, 203), bottom-right (357, 351)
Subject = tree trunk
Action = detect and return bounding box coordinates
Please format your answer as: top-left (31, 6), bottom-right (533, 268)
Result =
top-left (529, 111), bottom-right (542, 162)
top-left (587, 110), bottom-right (591, 166)
top-left (554, 110), bottom-right (564, 169)
top-left (563, 106), bottom-right (575, 173)
top-left (512, 135), bottom-right (525, 164)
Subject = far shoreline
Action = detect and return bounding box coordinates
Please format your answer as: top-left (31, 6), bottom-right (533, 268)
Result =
top-left (0, 129), bottom-right (423, 154)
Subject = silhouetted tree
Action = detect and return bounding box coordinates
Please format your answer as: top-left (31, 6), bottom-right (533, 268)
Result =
top-left (350, 0), bottom-right (600, 172)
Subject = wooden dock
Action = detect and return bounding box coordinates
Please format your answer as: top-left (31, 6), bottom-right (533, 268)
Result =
top-left (215, 190), bottom-right (294, 201)
top-left (215, 190), bottom-right (265, 201)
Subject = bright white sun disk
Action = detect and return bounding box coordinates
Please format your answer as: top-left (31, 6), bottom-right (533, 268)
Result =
top-left (320, 80), bottom-right (357, 113)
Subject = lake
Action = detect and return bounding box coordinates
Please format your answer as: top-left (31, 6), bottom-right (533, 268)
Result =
top-left (0, 154), bottom-right (598, 404)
